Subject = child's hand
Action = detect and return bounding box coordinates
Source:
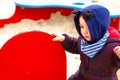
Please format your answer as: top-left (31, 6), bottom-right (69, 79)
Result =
top-left (113, 46), bottom-right (120, 59)
top-left (52, 34), bottom-right (65, 42)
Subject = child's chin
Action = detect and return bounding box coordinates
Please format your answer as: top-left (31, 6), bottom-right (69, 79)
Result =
top-left (85, 38), bottom-right (91, 41)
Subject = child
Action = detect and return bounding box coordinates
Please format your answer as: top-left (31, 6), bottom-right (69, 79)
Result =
top-left (52, 5), bottom-right (120, 80)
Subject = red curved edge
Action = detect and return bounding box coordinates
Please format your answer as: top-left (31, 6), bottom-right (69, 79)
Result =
top-left (0, 31), bottom-right (66, 80)
top-left (0, 6), bottom-right (73, 28)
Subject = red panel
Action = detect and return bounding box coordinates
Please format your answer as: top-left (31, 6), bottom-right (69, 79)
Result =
top-left (21, 8), bottom-right (52, 20)
top-left (110, 17), bottom-right (120, 30)
top-left (0, 31), bottom-right (66, 80)
top-left (0, 6), bottom-right (73, 28)
top-left (60, 8), bottom-right (73, 16)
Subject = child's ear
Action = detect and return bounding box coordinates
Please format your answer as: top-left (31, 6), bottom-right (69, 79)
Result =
top-left (83, 10), bottom-right (93, 19)
top-left (72, 10), bottom-right (79, 14)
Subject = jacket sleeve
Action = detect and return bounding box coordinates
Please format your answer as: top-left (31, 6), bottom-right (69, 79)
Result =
top-left (61, 34), bottom-right (79, 54)
top-left (112, 54), bottom-right (120, 68)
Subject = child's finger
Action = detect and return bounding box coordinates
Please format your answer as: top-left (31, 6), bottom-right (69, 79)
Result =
top-left (117, 52), bottom-right (120, 59)
top-left (52, 36), bottom-right (64, 42)
top-left (52, 37), bottom-right (59, 41)
top-left (114, 46), bottom-right (119, 53)
top-left (53, 36), bottom-right (65, 42)
top-left (114, 47), bottom-right (120, 59)
top-left (51, 34), bottom-right (58, 37)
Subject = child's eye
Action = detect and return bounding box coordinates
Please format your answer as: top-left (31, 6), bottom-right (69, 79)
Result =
top-left (80, 26), bottom-right (84, 28)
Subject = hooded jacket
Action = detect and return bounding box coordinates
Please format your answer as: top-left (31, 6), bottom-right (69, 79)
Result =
top-left (62, 5), bottom-right (120, 80)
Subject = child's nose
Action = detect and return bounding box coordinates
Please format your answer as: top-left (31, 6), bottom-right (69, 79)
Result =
top-left (83, 28), bottom-right (88, 34)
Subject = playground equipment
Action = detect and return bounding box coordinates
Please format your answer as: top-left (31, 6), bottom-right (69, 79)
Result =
top-left (0, 31), bottom-right (66, 80)
top-left (0, 0), bottom-right (120, 30)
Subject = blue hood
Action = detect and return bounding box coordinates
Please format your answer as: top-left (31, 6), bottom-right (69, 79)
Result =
top-left (74, 5), bottom-right (110, 43)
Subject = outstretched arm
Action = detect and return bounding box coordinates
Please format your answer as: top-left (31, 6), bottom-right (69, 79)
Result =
top-left (52, 34), bottom-right (79, 53)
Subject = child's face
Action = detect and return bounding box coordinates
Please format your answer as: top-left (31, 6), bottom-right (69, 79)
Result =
top-left (79, 15), bottom-right (91, 41)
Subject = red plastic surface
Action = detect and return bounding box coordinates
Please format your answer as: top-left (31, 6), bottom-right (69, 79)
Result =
top-left (110, 17), bottom-right (120, 30)
top-left (0, 6), bottom-right (73, 27)
top-left (0, 31), bottom-right (66, 80)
